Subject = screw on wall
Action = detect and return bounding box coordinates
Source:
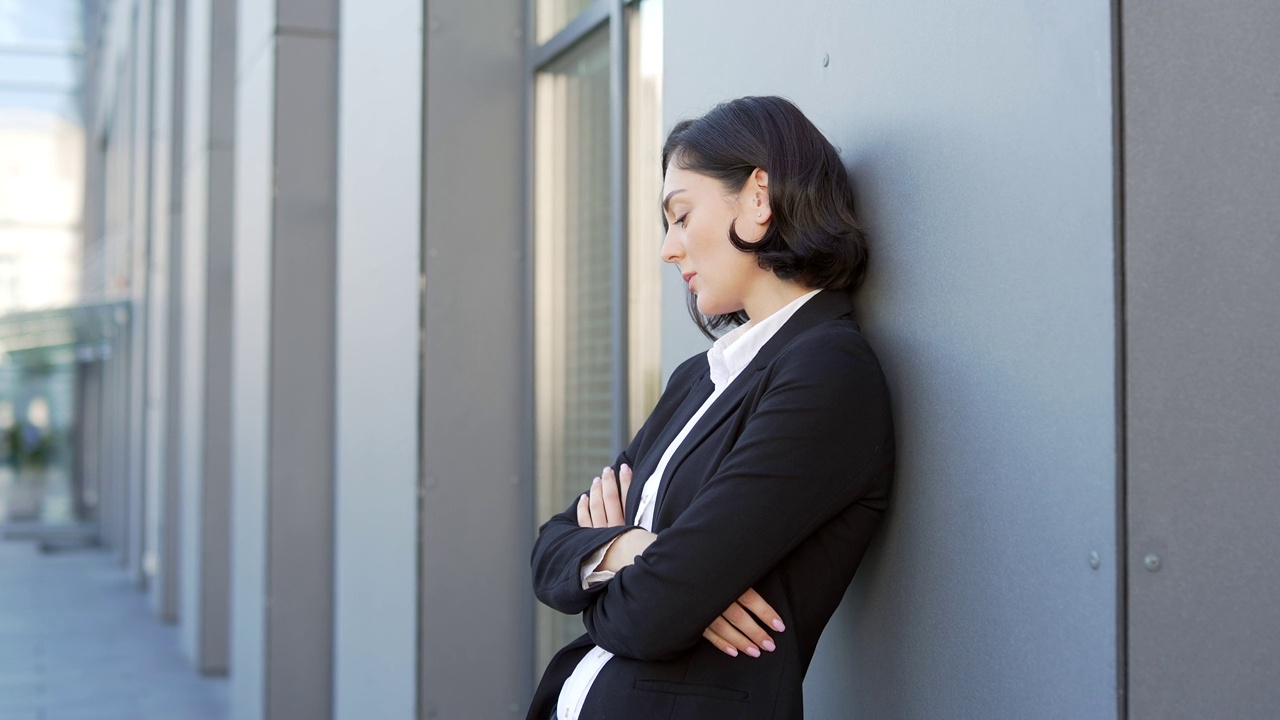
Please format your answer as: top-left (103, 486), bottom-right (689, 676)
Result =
top-left (1088, 551), bottom-right (1101, 570)
top-left (822, 53), bottom-right (830, 67)
top-left (1143, 553), bottom-right (1162, 572)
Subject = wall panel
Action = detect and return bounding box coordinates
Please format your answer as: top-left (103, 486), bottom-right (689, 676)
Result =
top-left (1123, 1), bottom-right (1280, 717)
top-left (663, 2), bottom-right (1118, 716)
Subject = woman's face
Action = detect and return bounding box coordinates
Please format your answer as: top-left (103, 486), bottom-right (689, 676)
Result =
top-left (660, 164), bottom-right (771, 317)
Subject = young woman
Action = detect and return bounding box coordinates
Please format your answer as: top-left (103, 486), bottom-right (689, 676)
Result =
top-left (528, 96), bottom-right (895, 720)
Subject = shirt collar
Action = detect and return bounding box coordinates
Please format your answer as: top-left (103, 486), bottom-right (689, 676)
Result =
top-left (706, 288), bottom-right (823, 389)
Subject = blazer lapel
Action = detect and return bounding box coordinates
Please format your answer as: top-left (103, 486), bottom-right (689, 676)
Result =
top-left (625, 371), bottom-right (713, 524)
top-left (651, 289), bottom-right (857, 517)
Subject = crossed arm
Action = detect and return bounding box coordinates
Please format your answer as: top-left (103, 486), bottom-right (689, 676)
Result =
top-left (532, 333), bottom-right (891, 662)
top-left (576, 464), bottom-right (786, 659)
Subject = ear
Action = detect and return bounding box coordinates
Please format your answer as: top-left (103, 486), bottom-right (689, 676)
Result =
top-left (745, 168), bottom-right (772, 226)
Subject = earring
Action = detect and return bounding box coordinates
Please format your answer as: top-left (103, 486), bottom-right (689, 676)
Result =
top-left (756, 212), bottom-right (762, 218)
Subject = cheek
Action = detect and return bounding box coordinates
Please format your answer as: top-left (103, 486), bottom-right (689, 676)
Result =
top-left (687, 222), bottom-right (727, 261)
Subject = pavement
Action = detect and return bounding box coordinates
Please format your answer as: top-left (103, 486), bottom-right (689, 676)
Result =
top-left (0, 537), bottom-right (229, 720)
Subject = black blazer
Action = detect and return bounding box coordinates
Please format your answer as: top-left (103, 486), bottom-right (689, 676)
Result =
top-left (529, 289), bottom-right (894, 720)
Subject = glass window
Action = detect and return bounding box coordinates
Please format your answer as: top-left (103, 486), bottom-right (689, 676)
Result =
top-left (533, 25), bottom-right (612, 665)
top-left (531, 0), bottom-right (664, 673)
top-left (626, 0), bottom-right (662, 437)
top-left (534, 0), bottom-right (596, 44)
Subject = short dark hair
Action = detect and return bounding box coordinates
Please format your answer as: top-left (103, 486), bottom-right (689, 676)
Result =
top-left (662, 96), bottom-right (868, 338)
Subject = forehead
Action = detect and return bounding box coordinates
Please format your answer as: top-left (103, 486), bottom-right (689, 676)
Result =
top-left (661, 165), bottom-right (718, 197)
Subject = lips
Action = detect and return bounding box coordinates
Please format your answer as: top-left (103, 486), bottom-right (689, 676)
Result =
top-left (682, 272), bottom-right (696, 284)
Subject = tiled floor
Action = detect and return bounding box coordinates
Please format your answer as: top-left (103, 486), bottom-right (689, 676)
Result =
top-left (0, 538), bottom-right (228, 720)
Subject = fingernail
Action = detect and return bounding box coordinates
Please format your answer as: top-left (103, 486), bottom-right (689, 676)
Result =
top-left (772, 619), bottom-right (786, 632)
top-left (724, 647), bottom-right (738, 657)
top-left (745, 646), bottom-right (761, 658)
top-left (592, 477), bottom-right (600, 485)
top-left (762, 640), bottom-right (776, 652)
top-left (603, 467), bottom-right (612, 476)
top-left (621, 464), bottom-right (630, 473)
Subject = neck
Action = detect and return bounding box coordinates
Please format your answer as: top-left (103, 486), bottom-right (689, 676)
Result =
top-left (742, 278), bottom-right (815, 324)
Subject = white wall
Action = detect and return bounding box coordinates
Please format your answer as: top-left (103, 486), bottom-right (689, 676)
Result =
top-left (332, 0), bottom-right (422, 717)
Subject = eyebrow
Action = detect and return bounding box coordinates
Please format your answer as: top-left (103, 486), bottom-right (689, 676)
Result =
top-left (661, 188), bottom-right (685, 217)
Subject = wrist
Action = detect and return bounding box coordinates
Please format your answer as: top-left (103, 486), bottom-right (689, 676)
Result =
top-left (600, 528), bottom-right (657, 573)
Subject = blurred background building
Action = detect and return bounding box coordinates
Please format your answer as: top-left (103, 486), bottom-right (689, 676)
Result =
top-left (0, 0), bottom-right (1276, 718)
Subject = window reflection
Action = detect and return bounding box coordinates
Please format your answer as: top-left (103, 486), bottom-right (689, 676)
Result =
top-left (534, 25), bottom-right (613, 664)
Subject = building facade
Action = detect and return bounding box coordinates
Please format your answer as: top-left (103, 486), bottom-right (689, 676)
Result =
top-left (74, 0), bottom-right (1279, 718)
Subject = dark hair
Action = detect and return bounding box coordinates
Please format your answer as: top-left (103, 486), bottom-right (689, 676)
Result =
top-left (662, 96), bottom-right (868, 338)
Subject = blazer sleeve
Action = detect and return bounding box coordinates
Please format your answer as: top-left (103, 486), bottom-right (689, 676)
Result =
top-left (580, 328), bottom-right (894, 661)
top-left (530, 354), bottom-right (706, 615)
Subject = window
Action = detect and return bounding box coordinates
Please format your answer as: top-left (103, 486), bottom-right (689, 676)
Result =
top-left (530, 0), bottom-right (664, 671)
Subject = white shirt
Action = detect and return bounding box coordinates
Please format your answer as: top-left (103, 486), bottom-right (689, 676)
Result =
top-left (556, 289), bottom-right (821, 720)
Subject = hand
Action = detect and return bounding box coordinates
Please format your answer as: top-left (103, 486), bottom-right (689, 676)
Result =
top-left (576, 464), bottom-right (633, 529)
top-left (702, 587), bottom-right (786, 658)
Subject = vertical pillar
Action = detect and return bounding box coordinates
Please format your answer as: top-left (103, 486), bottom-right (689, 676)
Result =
top-left (127, 0), bottom-right (155, 586)
top-left (332, 0), bottom-right (421, 717)
top-left (1123, 1), bottom-right (1280, 715)
top-left (145, 0), bottom-right (186, 621)
top-left (112, 329), bottom-right (131, 563)
top-left (419, 0), bottom-right (529, 715)
top-left (230, 0), bottom-right (338, 717)
top-left (178, 0), bottom-right (235, 675)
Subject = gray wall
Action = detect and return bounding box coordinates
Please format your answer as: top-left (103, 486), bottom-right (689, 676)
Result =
top-left (144, 0), bottom-right (184, 622)
top-left (418, 0), bottom-right (530, 716)
top-left (230, 0), bottom-right (339, 716)
top-left (126, 0), bottom-right (154, 586)
top-left (178, 0), bottom-right (235, 673)
top-left (331, 0), bottom-right (422, 717)
top-left (1122, 1), bottom-right (1280, 717)
top-left (664, 2), bottom-right (1118, 717)
top-left (228, 3), bottom-right (274, 709)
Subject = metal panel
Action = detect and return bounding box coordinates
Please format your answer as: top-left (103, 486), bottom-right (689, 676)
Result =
top-left (160, 0), bottom-right (187, 629)
top-left (178, 0), bottom-right (236, 673)
top-left (663, 2), bottom-right (1118, 717)
top-left (276, 0), bottom-right (336, 34)
top-left (332, 0), bottom-right (422, 716)
top-left (178, 143), bottom-right (210, 663)
top-left (1122, 1), bottom-right (1280, 717)
top-left (229, 25), bottom-right (274, 720)
top-left (264, 28), bottom-right (338, 720)
top-left (144, 0), bottom-right (181, 622)
top-left (128, 0), bottom-right (155, 586)
top-left (420, 0), bottom-right (531, 716)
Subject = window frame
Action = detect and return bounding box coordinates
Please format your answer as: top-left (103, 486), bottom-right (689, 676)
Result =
top-left (524, 0), bottom-right (663, 675)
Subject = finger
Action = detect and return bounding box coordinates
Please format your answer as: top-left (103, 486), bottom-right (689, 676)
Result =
top-left (601, 467), bottom-right (624, 526)
top-left (707, 615), bottom-right (762, 658)
top-left (588, 477), bottom-right (606, 527)
top-left (619, 464), bottom-right (633, 515)
top-left (576, 494), bottom-right (591, 528)
top-left (721, 602), bottom-right (775, 653)
top-left (701, 627), bottom-right (739, 658)
top-left (737, 587), bottom-right (786, 632)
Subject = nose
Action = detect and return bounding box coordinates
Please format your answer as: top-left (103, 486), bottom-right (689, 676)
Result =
top-left (660, 227), bottom-right (682, 264)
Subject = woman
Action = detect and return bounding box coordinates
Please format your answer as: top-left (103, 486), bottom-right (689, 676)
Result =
top-left (529, 96), bottom-right (894, 720)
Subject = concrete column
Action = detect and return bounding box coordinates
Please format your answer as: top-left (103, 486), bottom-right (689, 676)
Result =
top-left (127, 0), bottom-right (155, 586)
top-left (177, 0), bottom-right (235, 676)
top-left (332, 0), bottom-right (421, 717)
top-left (230, 0), bottom-right (338, 716)
top-left (144, 0), bottom-right (186, 621)
top-left (112, 330), bottom-right (131, 564)
top-left (419, 0), bottom-right (529, 715)
top-left (1123, 1), bottom-right (1280, 715)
